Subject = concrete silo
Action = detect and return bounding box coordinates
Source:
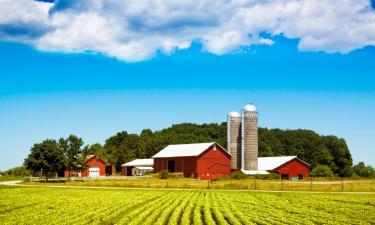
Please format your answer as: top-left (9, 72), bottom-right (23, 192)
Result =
top-left (241, 104), bottom-right (258, 170)
top-left (227, 112), bottom-right (241, 169)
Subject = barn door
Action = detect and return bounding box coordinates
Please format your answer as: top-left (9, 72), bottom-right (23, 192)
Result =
top-left (168, 160), bottom-right (176, 172)
top-left (89, 167), bottom-right (100, 177)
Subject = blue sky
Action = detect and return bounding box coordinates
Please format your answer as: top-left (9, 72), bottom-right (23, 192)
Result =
top-left (1, 36), bottom-right (374, 170)
top-left (0, 0), bottom-right (375, 170)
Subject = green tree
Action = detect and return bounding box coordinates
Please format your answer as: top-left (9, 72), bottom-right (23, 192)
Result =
top-left (60, 135), bottom-right (86, 177)
top-left (353, 162), bottom-right (375, 177)
top-left (310, 165), bottom-right (334, 177)
top-left (84, 143), bottom-right (107, 160)
top-left (24, 139), bottom-right (65, 182)
top-left (323, 136), bottom-right (353, 177)
top-left (3, 166), bottom-right (31, 176)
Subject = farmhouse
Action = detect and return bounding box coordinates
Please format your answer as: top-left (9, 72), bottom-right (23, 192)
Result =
top-left (65, 155), bottom-right (114, 177)
top-left (121, 159), bottom-right (153, 176)
top-left (242, 156), bottom-right (310, 179)
top-left (153, 142), bottom-right (231, 180)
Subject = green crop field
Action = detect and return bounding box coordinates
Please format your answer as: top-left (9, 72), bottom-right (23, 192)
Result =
top-left (1, 186), bottom-right (374, 225)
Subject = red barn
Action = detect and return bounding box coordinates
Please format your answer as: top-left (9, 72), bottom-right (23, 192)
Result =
top-left (256, 156), bottom-right (310, 179)
top-left (64, 155), bottom-right (114, 177)
top-left (153, 142), bottom-right (231, 180)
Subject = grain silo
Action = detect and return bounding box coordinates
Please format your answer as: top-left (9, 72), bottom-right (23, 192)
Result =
top-left (241, 104), bottom-right (258, 170)
top-left (227, 112), bottom-right (241, 169)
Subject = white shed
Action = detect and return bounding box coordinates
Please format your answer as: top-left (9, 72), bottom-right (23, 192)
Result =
top-left (122, 159), bottom-right (153, 176)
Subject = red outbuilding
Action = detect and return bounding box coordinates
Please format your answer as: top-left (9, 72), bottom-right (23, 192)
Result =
top-left (153, 142), bottom-right (231, 180)
top-left (257, 156), bottom-right (310, 179)
top-left (64, 155), bottom-right (114, 177)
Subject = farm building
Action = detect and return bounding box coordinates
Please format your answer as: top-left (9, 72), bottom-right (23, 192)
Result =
top-left (153, 142), bottom-right (231, 180)
top-left (228, 104), bottom-right (310, 179)
top-left (242, 156), bottom-right (310, 179)
top-left (121, 159), bottom-right (153, 176)
top-left (64, 155), bottom-right (114, 177)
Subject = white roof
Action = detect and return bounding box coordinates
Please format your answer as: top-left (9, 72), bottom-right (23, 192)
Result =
top-left (258, 156), bottom-right (298, 170)
top-left (153, 142), bottom-right (227, 158)
top-left (241, 170), bottom-right (270, 175)
top-left (135, 167), bottom-right (153, 170)
top-left (87, 155), bottom-right (95, 160)
top-left (122, 159), bottom-right (153, 167)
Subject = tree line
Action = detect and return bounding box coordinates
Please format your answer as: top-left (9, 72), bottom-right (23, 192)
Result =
top-left (15, 122), bottom-right (374, 178)
top-left (23, 135), bottom-right (87, 181)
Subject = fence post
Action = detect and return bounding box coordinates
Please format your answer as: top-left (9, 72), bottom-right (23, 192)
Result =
top-left (341, 177), bottom-right (344, 192)
top-left (310, 177), bottom-right (313, 191)
top-left (254, 179), bottom-right (257, 190)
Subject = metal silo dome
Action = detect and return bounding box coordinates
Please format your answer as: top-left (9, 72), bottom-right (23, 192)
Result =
top-left (243, 104), bottom-right (257, 112)
top-left (228, 111), bottom-right (241, 117)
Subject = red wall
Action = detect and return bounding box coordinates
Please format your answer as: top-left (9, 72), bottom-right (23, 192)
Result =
top-left (272, 158), bottom-right (310, 179)
top-left (81, 156), bottom-right (107, 177)
top-left (153, 144), bottom-right (231, 179)
top-left (197, 145), bottom-right (231, 180)
top-left (122, 166), bottom-right (135, 176)
top-left (121, 166), bottom-right (126, 176)
top-left (154, 156), bottom-right (197, 177)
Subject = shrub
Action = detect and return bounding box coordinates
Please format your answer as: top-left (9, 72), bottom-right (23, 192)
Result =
top-left (230, 171), bottom-right (248, 180)
top-left (310, 165), bottom-right (334, 177)
top-left (264, 172), bottom-right (280, 180)
top-left (160, 170), bottom-right (169, 179)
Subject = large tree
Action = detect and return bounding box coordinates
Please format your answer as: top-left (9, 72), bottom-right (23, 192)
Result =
top-left (60, 135), bottom-right (86, 176)
top-left (83, 143), bottom-right (107, 160)
top-left (24, 139), bottom-right (65, 181)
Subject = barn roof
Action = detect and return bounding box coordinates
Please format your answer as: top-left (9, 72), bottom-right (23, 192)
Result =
top-left (152, 142), bottom-right (230, 158)
top-left (258, 156), bottom-right (309, 170)
top-left (122, 159), bottom-right (153, 167)
top-left (85, 155), bottom-right (110, 165)
top-left (242, 156), bottom-right (309, 174)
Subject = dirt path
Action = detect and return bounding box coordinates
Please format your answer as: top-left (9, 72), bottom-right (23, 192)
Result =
top-left (1, 180), bottom-right (375, 195)
top-left (0, 180), bottom-right (21, 186)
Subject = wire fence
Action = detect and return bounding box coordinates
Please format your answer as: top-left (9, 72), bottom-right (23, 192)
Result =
top-left (22, 176), bottom-right (375, 192)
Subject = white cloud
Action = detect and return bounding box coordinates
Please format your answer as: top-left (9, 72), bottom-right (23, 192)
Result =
top-left (0, 0), bottom-right (374, 61)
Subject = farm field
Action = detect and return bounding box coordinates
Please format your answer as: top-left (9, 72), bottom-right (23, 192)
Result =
top-left (1, 186), bottom-right (374, 225)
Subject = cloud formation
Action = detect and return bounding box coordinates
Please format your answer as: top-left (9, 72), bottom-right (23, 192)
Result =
top-left (0, 0), bottom-right (374, 61)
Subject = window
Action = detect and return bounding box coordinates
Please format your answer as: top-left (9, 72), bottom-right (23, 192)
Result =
top-left (168, 160), bottom-right (176, 172)
top-left (281, 174), bottom-right (289, 180)
top-left (298, 174), bottom-right (304, 180)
